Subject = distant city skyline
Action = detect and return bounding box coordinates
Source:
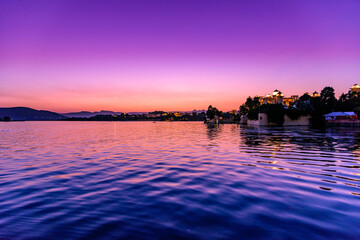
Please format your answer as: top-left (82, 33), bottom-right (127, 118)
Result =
top-left (1, 0), bottom-right (359, 112)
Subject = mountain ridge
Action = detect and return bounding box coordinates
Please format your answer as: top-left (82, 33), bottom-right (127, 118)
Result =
top-left (0, 107), bottom-right (66, 121)
top-left (62, 110), bottom-right (124, 118)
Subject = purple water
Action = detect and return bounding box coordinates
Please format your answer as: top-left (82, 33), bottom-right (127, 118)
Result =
top-left (0, 122), bottom-right (359, 239)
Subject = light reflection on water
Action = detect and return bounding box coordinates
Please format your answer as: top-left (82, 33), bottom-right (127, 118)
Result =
top-left (0, 122), bottom-right (359, 239)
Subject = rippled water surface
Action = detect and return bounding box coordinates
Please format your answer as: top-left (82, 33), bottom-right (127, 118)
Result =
top-left (1, 122), bottom-right (360, 239)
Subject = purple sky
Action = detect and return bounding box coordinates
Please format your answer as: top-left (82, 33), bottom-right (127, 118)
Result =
top-left (1, 0), bottom-right (359, 112)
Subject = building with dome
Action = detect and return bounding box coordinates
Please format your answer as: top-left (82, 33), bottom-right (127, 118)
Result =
top-left (258, 90), bottom-right (298, 107)
top-left (312, 91), bottom-right (320, 97)
top-left (258, 88), bottom-right (324, 107)
top-left (351, 84), bottom-right (360, 93)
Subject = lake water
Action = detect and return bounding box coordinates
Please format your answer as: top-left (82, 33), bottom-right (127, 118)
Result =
top-left (0, 122), bottom-right (359, 239)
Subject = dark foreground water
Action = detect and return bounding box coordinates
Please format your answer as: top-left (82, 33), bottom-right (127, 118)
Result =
top-left (0, 122), bottom-right (359, 239)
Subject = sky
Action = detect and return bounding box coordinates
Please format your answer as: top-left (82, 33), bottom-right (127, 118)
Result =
top-left (0, 0), bottom-right (360, 113)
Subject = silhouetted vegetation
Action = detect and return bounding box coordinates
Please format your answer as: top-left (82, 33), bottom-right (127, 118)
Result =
top-left (240, 86), bottom-right (360, 128)
top-left (285, 107), bottom-right (303, 120)
top-left (240, 97), bottom-right (260, 115)
top-left (246, 104), bottom-right (285, 125)
top-left (247, 108), bottom-right (259, 120)
top-left (206, 105), bottom-right (222, 120)
top-left (336, 89), bottom-right (360, 112)
top-left (149, 111), bottom-right (166, 115)
top-left (64, 111), bottom-right (208, 122)
top-left (294, 86), bottom-right (337, 127)
top-left (354, 107), bottom-right (360, 117)
top-left (266, 104), bottom-right (285, 125)
top-left (320, 87), bottom-right (337, 113)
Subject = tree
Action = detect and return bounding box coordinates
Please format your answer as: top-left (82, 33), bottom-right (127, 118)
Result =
top-left (206, 105), bottom-right (222, 120)
top-left (335, 90), bottom-right (360, 112)
top-left (354, 107), bottom-right (360, 117)
top-left (336, 93), bottom-right (350, 111)
top-left (252, 96), bottom-right (261, 109)
top-left (299, 93), bottom-right (311, 102)
top-left (285, 107), bottom-right (302, 120)
top-left (320, 86), bottom-right (337, 113)
top-left (247, 108), bottom-right (259, 120)
top-left (239, 97), bottom-right (260, 115)
top-left (265, 104), bottom-right (285, 125)
top-left (206, 105), bottom-right (215, 119)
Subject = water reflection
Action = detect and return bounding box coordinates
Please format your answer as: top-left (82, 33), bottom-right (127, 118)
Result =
top-left (238, 126), bottom-right (360, 199)
top-left (206, 124), bottom-right (223, 141)
top-left (240, 126), bottom-right (360, 153)
top-left (0, 122), bottom-right (359, 239)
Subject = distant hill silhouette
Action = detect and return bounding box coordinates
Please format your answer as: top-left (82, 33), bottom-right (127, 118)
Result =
top-left (0, 107), bottom-right (66, 121)
top-left (63, 110), bottom-right (123, 118)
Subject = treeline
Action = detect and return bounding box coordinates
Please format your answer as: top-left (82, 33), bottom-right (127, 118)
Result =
top-left (64, 112), bottom-right (207, 122)
top-left (239, 86), bottom-right (360, 127)
top-left (205, 105), bottom-right (239, 122)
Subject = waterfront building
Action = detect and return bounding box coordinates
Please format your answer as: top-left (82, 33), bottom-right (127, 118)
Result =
top-left (323, 112), bottom-right (357, 121)
top-left (247, 112), bottom-right (311, 126)
top-left (323, 112), bottom-right (360, 126)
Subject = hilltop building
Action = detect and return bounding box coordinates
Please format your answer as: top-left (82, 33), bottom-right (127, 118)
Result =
top-left (301, 91), bottom-right (320, 98)
top-left (312, 91), bottom-right (319, 97)
top-left (257, 89), bottom-right (322, 107)
top-left (351, 84), bottom-right (360, 93)
top-left (258, 90), bottom-right (298, 107)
